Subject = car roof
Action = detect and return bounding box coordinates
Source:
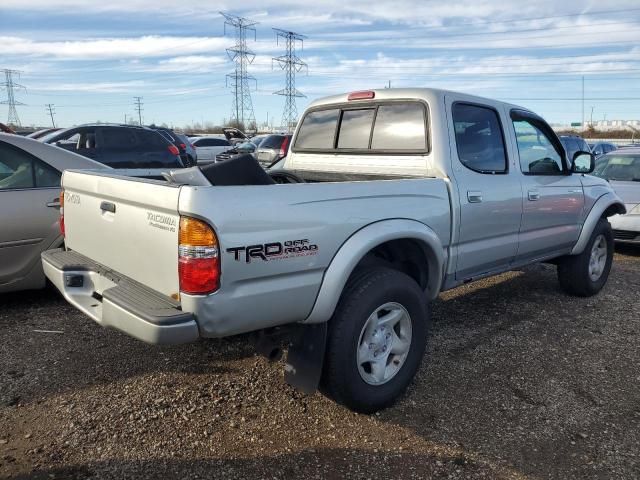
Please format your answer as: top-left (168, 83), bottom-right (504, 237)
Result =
top-left (307, 87), bottom-right (530, 114)
top-left (0, 133), bottom-right (110, 170)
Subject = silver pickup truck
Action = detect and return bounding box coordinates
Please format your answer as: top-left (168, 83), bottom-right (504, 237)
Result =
top-left (43, 88), bottom-right (625, 413)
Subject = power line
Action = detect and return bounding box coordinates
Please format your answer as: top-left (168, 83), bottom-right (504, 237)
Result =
top-left (1, 69), bottom-right (26, 127)
top-left (272, 29), bottom-right (308, 133)
top-left (45, 103), bottom-right (56, 127)
top-left (221, 12), bottom-right (258, 129)
top-left (133, 96), bottom-right (143, 125)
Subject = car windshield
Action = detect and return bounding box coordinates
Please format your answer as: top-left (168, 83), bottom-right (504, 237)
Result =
top-left (592, 154), bottom-right (640, 181)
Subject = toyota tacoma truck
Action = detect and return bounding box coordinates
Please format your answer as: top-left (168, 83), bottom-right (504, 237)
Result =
top-left (42, 88), bottom-right (625, 413)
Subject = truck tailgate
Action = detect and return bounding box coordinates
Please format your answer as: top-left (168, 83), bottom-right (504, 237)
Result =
top-left (61, 170), bottom-right (181, 298)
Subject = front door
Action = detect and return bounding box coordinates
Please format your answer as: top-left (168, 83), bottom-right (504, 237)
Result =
top-left (446, 96), bottom-right (523, 281)
top-left (509, 110), bottom-right (584, 261)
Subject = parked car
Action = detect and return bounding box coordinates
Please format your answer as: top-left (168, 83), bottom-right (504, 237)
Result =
top-left (589, 141), bottom-right (617, 158)
top-left (175, 133), bottom-right (197, 167)
top-left (191, 136), bottom-right (231, 164)
top-left (559, 135), bottom-right (591, 164)
top-left (27, 128), bottom-right (62, 140)
top-left (0, 134), bottom-right (108, 294)
top-left (254, 134), bottom-right (292, 167)
top-left (592, 148), bottom-right (640, 244)
top-left (214, 141), bottom-right (257, 163)
top-left (43, 88), bottom-right (624, 413)
top-left (249, 134), bottom-right (269, 148)
top-left (42, 124), bottom-right (184, 168)
top-left (148, 126), bottom-right (195, 167)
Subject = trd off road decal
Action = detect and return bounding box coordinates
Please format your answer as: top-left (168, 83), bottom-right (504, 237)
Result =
top-left (227, 239), bottom-right (318, 263)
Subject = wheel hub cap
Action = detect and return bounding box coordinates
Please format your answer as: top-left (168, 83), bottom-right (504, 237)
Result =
top-left (357, 302), bottom-right (412, 386)
top-left (588, 234), bottom-right (607, 282)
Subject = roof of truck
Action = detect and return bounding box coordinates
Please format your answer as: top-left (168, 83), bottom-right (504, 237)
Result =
top-left (307, 87), bottom-right (529, 114)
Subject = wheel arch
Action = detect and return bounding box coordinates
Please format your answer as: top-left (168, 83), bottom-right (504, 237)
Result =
top-left (571, 192), bottom-right (626, 255)
top-left (303, 219), bottom-right (446, 324)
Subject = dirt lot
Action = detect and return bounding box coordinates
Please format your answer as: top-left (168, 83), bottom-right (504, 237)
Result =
top-left (1, 247), bottom-right (639, 480)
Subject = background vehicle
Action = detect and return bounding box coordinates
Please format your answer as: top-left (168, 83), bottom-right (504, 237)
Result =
top-left (592, 148), bottom-right (640, 243)
top-left (43, 88), bottom-right (624, 413)
top-left (191, 136), bottom-right (231, 164)
top-left (0, 133), bottom-right (107, 293)
top-left (589, 141), bottom-right (617, 157)
top-left (175, 133), bottom-right (197, 166)
top-left (214, 141), bottom-right (257, 163)
top-left (27, 127), bottom-right (61, 139)
top-left (42, 124), bottom-right (184, 168)
top-left (559, 135), bottom-right (591, 163)
top-left (148, 126), bottom-right (195, 167)
top-left (254, 134), bottom-right (292, 167)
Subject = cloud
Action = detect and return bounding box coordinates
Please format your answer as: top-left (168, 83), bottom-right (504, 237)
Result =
top-left (0, 35), bottom-right (230, 60)
top-left (33, 80), bottom-right (149, 93)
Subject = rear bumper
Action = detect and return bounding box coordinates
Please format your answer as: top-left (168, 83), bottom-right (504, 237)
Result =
top-left (42, 249), bottom-right (199, 344)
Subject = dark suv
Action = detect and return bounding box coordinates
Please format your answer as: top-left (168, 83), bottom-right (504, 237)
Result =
top-left (559, 135), bottom-right (591, 163)
top-left (42, 124), bottom-right (184, 168)
top-left (148, 126), bottom-right (197, 167)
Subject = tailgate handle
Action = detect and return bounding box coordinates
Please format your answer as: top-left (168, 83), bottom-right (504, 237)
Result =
top-left (100, 201), bottom-right (116, 213)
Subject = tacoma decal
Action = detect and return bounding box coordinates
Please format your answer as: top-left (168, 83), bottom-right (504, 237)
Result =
top-left (146, 211), bottom-right (177, 233)
top-left (227, 239), bottom-right (318, 263)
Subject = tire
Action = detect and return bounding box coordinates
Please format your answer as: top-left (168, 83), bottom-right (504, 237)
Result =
top-left (557, 218), bottom-right (614, 297)
top-left (320, 267), bottom-right (429, 413)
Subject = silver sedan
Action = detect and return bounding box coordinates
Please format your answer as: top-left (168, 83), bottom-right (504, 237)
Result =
top-left (0, 133), bottom-right (107, 293)
top-left (592, 148), bottom-right (640, 244)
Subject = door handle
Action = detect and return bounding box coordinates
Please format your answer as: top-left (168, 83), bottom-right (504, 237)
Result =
top-left (100, 201), bottom-right (116, 213)
top-left (467, 191), bottom-right (483, 203)
top-left (46, 200), bottom-right (61, 208)
top-left (528, 190), bottom-right (540, 201)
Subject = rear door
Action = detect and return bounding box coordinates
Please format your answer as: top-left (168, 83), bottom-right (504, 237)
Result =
top-left (0, 142), bottom-right (62, 288)
top-left (61, 171), bottom-right (182, 297)
top-left (509, 110), bottom-right (584, 260)
top-left (446, 95), bottom-right (523, 280)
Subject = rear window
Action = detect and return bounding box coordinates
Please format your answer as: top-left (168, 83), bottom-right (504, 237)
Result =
top-left (260, 135), bottom-right (287, 149)
top-left (337, 109), bottom-right (375, 149)
top-left (294, 102), bottom-right (427, 152)
top-left (294, 110), bottom-right (340, 149)
top-left (136, 130), bottom-right (170, 149)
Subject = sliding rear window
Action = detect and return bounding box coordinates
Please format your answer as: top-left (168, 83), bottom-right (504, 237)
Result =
top-left (293, 101), bottom-right (428, 153)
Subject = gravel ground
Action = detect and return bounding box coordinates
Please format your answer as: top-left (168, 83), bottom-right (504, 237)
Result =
top-left (1, 247), bottom-right (639, 480)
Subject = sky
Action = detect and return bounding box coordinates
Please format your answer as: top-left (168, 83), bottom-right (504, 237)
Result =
top-left (1, 0), bottom-right (640, 129)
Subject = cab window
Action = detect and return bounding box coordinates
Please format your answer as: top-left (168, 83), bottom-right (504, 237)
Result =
top-left (452, 103), bottom-right (507, 173)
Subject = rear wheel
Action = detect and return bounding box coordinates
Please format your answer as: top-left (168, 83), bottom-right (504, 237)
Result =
top-left (557, 218), bottom-right (614, 297)
top-left (320, 267), bottom-right (429, 413)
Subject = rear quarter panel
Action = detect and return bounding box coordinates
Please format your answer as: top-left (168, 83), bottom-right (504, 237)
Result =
top-left (178, 179), bottom-right (451, 337)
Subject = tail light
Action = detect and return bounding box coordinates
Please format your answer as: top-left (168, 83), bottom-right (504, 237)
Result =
top-left (279, 136), bottom-right (290, 159)
top-left (180, 143), bottom-right (186, 149)
top-left (178, 217), bottom-right (220, 295)
top-left (59, 190), bottom-right (65, 237)
top-left (168, 144), bottom-right (180, 156)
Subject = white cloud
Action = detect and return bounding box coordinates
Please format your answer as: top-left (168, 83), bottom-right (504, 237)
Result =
top-left (0, 35), bottom-right (230, 60)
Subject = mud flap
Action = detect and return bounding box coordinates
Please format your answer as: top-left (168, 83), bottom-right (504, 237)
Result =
top-left (284, 322), bottom-right (328, 394)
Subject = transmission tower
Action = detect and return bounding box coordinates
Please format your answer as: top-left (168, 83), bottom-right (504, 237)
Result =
top-left (133, 96), bottom-right (143, 125)
top-left (1, 69), bottom-right (26, 127)
top-left (46, 103), bottom-right (56, 128)
top-left (272, 29), bottom-right (307, 133)
top-left (221, 12), bottom-right (258, 130)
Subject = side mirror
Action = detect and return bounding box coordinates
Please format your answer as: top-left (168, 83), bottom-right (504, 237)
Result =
top-left (571, 151), bottom-right (595, 174)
